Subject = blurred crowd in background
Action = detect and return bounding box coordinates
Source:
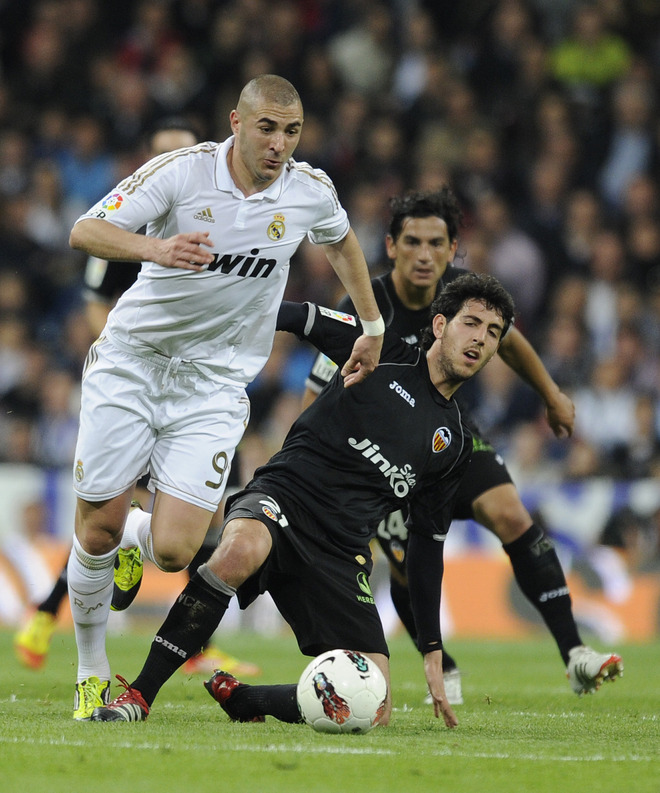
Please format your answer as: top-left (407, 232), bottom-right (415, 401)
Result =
top-left (1, 0), bottom-right (660, 571)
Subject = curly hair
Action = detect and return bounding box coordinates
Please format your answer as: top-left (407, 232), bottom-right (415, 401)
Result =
top-left (420, 273), bottom-right (516, 350)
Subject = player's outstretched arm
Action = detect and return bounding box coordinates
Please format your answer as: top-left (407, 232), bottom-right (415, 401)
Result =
top-left (70, 218), bottom-right (215, 272)
top-left (323, 229), bottom-right (383, 385)
top-left (498, 327), bottom-right (575, 438)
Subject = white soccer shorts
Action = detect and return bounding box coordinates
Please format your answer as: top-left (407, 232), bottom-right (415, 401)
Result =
top-left (73, 339), bottom-right (250, 511)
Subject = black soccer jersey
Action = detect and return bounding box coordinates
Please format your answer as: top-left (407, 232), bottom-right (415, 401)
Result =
top-left (338, 267), bottom-right (468, 345)
top-left (306, 266), bottom-right (469, 387)
top-left (262, 301), bottom-right (473, 554)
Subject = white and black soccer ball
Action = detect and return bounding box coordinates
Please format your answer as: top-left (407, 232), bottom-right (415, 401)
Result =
top-left (296, 649), bottom-right (387, 734)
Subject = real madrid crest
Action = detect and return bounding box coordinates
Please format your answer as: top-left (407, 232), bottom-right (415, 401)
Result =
top-left (75, 459), bottom-right (84, 482)
top-left (267, 214), bottom-right (285, 241)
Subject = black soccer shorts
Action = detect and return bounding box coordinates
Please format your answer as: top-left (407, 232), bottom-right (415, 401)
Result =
top-left (223, 489), bottom-right (390, 658)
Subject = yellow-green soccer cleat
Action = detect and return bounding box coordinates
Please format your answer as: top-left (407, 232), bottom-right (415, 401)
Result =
top-left (14, 611), bottom-right (57, 669)
top-left (73, 677), bottom-right (111, 721)
top-left (111, 546), bottom-right (143, 611)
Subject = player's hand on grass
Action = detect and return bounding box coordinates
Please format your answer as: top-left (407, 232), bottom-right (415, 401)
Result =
top-left (341, 333), bottom-right (383, 387)
top-left (424, 649), bottom-right (458, 729)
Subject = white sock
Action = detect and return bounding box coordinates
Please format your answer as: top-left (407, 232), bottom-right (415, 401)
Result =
top-left (67, 535), bottom-right (116, 682)
top-left (121, 506), bottom-right (159, 567)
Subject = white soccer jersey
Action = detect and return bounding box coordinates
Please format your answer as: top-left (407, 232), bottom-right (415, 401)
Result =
top-left (75, 136), bottom-right (350, 384)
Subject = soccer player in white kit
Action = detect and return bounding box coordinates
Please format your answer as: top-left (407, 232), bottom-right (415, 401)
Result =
top-left (66, 74), bottom-right (385, 720)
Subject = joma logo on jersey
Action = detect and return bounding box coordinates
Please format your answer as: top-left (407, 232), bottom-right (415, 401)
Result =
top-left (348, 437), bottom-right (416, 497)
top-left (207, 248), bottom-right (277, 278)
top-left (389, 380), bottom-right (415, 407)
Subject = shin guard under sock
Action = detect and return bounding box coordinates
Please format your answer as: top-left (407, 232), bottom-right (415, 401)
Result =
top-left (132, 565), bottom-right (235, 705)
top-left (503, 524), bottom-right (582, 664)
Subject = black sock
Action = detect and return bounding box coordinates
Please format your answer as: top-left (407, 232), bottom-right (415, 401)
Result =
top-left (186, 544), bottom-right (217, 652)
top-left (187, 543), bottom-right (214, 579)
top-left (38, 563), bottom-right (68, 615)
top-left (132, 566), bottom-right (234, 706)
top-left (225, 683), bottom-right (302, 723)
top-left (390, 574), bottom-right (417, 643)
top-left (389, 575), bottom-right (457, 672)
top-left (503, 524), bottom-right (582, 665)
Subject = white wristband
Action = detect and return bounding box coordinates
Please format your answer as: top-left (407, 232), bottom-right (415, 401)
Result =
top-left (360, 315), bottom-right (385, 336)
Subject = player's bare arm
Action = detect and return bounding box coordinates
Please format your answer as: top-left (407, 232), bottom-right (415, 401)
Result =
top-left (498, 327), bottom-right (575, 438)
top-left (323, 228), bottom-right (383, 386)
top-left (70, 218), bottom-right (215, 271)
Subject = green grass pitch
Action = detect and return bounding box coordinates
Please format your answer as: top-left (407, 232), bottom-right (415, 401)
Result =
top-left (1, 627), bottom-right (658, 793)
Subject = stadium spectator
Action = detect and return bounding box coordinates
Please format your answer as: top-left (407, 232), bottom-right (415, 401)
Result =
top-left (598, 76), bottom-right (657, 213)
top-left (473, 192), bottom-right (546, 330)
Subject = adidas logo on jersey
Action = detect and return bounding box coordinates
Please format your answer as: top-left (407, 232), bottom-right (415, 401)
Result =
top-left (194, 207), bottom-right (215, 223)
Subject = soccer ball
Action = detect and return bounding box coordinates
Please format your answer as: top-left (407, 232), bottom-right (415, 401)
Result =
top-left (296, 649), bottom-right (387, 734)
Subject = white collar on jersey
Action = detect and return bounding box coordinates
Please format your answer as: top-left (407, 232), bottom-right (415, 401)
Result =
top-left (215, 135), bottom-right (287, 202)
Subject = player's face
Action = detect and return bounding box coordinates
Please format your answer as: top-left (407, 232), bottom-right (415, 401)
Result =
top-left (430, 299), bottom-right (505, 386)
top-left (149, 129), bottom-right (198, 156)
top-left (230, 99), bottom-right (303, 189)
top-left (386, 216), bottom-right (457, 290)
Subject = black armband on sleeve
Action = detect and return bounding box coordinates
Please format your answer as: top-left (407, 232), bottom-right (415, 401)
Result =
top-left (406, 531), bottom-right (445, 655)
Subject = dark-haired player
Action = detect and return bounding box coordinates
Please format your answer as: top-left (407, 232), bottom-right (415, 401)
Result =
top-left (91, 273), bottom-right (515, 728)
top-left (302, 188), bottom-right (623, 701)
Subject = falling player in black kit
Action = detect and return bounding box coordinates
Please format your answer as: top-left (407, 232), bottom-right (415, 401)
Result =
top-left (90, 272), bottom-right (515, 728)
top-left (302, 189), bottom-right (623, 701)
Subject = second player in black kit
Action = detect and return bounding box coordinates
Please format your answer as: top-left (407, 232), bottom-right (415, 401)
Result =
top-left (303, 189), bottom-right (623, 702)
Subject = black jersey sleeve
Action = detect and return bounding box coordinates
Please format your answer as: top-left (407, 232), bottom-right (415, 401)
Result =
top-left (303, 292), bottom-right (357, 392)
top-left (304, 278), bottom-right (393, 393)
top-left (277, 301), bottom-right (361, 370)
top-left (278, 300), bottom-right (409, 371)
top-left (406, 532), bottom-right (444, 654)
top-left (405, 430), bottom-right (472, 654)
